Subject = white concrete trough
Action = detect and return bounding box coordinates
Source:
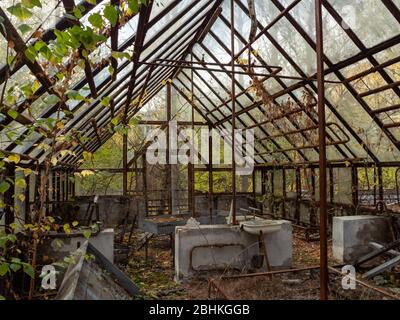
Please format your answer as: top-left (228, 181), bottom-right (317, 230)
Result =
top-left (174, 220), bottom-right (292, 281)
top-left (333, 215), bottom-right (392, 264)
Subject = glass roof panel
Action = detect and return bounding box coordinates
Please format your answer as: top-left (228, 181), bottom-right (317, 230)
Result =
top-left (328, 0), bottom-right (400, 48)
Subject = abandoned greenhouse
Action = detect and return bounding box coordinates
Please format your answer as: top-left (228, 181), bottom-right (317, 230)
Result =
top-left (1, 0), bottom-right (400, 304)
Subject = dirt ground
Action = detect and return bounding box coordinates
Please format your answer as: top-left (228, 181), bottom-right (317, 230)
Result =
top-left (119, 230), bottom-right (400, 300)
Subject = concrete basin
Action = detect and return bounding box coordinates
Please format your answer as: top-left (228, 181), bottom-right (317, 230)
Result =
top-left (240, 218), bottom-right (283, 235)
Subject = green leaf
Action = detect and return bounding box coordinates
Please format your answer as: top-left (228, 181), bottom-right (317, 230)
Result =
top-left (67, 90), bottom-right (85, 101)
top-left (111, 51), bottom-right (130, 60)
top-left (44, 94), bottom-right (61, 106)
top-left (7, 109), bottom-right (19, 120)
top-left (18, 24), bottom-right (32, 35)
top-left (10, 263), bottom-right (21, 272)
top-left (21, 0), bottom-right (42, 9)
top-left (15, 178), bottom-right (27, 189)
top-left (22, 263), bottom-right (34, 278)
top-left (82, 151), bottom-right (92, 162)
top-left (0, 263), bottom-right (9, 276)
top-left (107, 65), bottom-right (114, 76)
top-left (111, 117), bottom-right (118, 126)
top-left (101, 96), bottom-right (110, 106)
top-left (0, 181), bottom-right (10, 194)
top-left (8, 154), bottom-right (20, 164)
top-left (83, 230), bottom-right (92, 239)
top-left (72, 221), bottom-right (79, 227)
top-left (88, 13), bottom-right (103, 29)
top-left (7, 4), bottom-right (33, 20)
top-left (0, 295), bottom-right (5, 300)
top-left (128, 0), bottom-right (139, 13)
top-left (104, 5), bottom-right (118, 27)
top-left (24, 46), bottom-right (37, 63)
top-left (73, 6), bottom-right (83, 19)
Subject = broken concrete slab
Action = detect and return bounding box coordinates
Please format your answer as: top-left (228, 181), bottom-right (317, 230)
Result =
top-left (56, 241), bottom-right (139, 300)
top-left (333, 216), bottom-right (392, 263)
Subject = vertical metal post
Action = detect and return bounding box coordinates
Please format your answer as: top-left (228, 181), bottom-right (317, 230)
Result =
top-left (72, 170), bottom-right (76, 198)
top-left (252, 169), bottom-right (256, 202)
top-left (208, 124), bottom-right (213, 222)
top-left (61, 172), bottom-right (64, 202)
top-left (123, 130), bottom-right (128, 196)
top-left (378, 166), bottom-right (384, 205)
top-left (351, 166), bottom-right (359, 207)
top-left (315, 0), bottom-right (329, 300)
top-left (65, 172), bottom-right (69, 201)
top-left (4, 163), bottom-right (15, 233)
top-left (230, 0), bottom-right (237, 225)
top-left (190, 54), bottom-right (196, 217)
top-left (329, 167), bottom-right (334, 203)
top-left (143, 154), bottom-right (149, 217)
top-left (24, 173), bottom-right (30, 223)
top-left (56, 172), bottom-right (61, 202)
top-left (295, 168), bottom-right (301, 223)
top-left (282, 169), bottom-right (287, 218)
top-left (373, 167), bottom-right (377, 205)
top-left (166, 82), bottom-right (173, 214)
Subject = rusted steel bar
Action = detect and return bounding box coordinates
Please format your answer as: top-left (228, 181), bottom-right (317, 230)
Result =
top-left (141, 61), bottom-right (275, 77)
top-left (143, 153), bottom-right (149, 217)
top-left (155, 58), bottom-right (282, 71)
top-left (359, 80), bottom-right (400, 98)
top-left (209, 124), bottom-right (213, 223)
top-left (190, 54), bottom-right (195, 217)
top-left (257, 122), bottom-right (348, 142)
top-left (219, 265), bottom-right (321, 280)
top-left (378, 166), bottom-right (384, 205)
top-left (255, 137), bottom-right (349, 155)
top-left (0, 105), bottom-right (34, 125)
top-left (3, 163), bottom-right (15, 233)
top-left (166, 82), bottom-right (173, 215)
top-left (142, 61), bottom-right (342, 83)
top-left (383, 121), bottom-right (400, 129)
top-left (138, 120), bottom-right (207, 126)
top-left (90, 118), bottom-right (102, 145)
top-left (315, 0), bottom-right (328, 301)
top-left (122, 130), bottom-right (128, 196)
top-left (346, 55), bottom-right (400, 84)
top-left (246, 104), bottom-right (317, 129)
top-left (110, 0), bottom-right (121, 81)
top-left (123, 1), bottom-right (153, 123)
top-left (371, 104), bottom-right (400, 115)
top-left (230, 0), bottom-right (237, 225)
